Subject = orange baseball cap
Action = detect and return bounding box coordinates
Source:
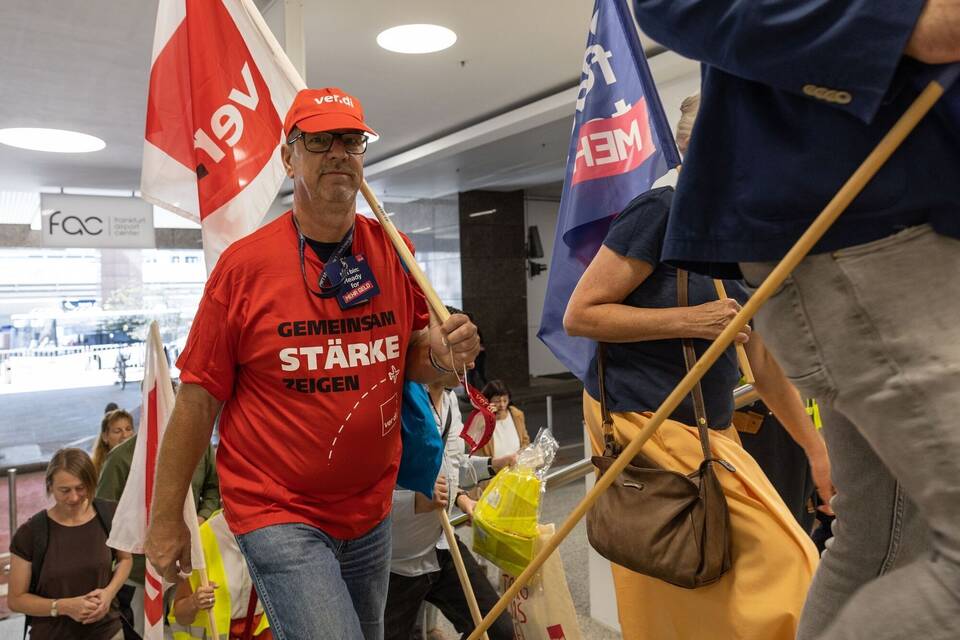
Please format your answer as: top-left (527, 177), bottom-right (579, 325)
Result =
top-left (283, 87), bottom-right (379, 141)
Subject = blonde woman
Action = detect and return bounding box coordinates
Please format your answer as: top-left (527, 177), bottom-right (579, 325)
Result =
top-left (91, 409), bottom-right (134, 478)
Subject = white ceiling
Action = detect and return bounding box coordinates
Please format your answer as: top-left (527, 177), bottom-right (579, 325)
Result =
top-left (0, 0), bottom-right (699, 202)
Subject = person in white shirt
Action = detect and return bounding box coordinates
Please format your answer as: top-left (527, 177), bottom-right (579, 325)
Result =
top-left (384, 371), bottom-right (514, 640)
top-left (468, 380), bottom-right (529, 475)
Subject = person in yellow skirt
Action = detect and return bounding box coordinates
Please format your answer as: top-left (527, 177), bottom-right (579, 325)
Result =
top-left (562, 96), bottom-right (834, 640)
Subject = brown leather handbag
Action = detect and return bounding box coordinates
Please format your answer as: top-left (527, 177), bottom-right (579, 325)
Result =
top-left (586, 269), bottom-right (734, 589)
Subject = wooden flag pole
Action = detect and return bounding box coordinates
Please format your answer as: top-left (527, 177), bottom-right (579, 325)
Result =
top-left (713, 279), bottom-right (755, 384)
top-left (439, 509), bottom-right (490, 640)
top-left (358, 182), bottom-right (489, 640)
top-left (465, 76), bottom-right (952, 640)
top-left (359, 183), bottom-right (448, 318)
top-left (197, 565), bottom-right (219, 640)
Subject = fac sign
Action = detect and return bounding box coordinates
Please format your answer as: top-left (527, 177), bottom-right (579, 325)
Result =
top-left (41, 193), bottom-right (156, 249)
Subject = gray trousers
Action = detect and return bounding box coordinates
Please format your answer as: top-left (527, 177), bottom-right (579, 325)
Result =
top-left (741, 224), bottom-right (960, 640)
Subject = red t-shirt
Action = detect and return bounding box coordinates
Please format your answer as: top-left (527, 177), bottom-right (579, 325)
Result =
top-left (177, 212), bottom-right (428, 538)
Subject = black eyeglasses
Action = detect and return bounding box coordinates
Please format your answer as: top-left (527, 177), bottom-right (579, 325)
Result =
top-left (288, 131), bottom-right (368, 155)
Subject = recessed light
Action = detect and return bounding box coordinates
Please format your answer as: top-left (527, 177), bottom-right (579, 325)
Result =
top-left (376, 24), bottom-right (457, 54)
top-left (0, 127), bottom-right (106, 153)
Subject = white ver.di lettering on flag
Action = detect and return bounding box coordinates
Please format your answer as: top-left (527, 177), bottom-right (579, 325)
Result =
top-left (139, 0), bottom-right (303, 272)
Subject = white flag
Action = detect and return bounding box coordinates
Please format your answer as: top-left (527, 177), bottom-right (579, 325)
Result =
top-left (107, 321), bottom-right (204, 639)
top-left (140, 0), bottom-right (304, 272)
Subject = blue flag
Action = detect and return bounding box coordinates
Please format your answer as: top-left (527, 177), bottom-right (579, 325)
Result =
top-left (538, 0), bottom-right (680, 381)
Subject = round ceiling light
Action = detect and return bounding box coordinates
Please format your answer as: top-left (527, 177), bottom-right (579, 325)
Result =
top-left (376, 24), bottom-right (457, 54)
top-left (0, 127), bottom-right (106, 153)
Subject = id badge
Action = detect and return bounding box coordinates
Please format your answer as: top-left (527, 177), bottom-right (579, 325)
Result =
top-left (337, 254), bottom-right (380, 309)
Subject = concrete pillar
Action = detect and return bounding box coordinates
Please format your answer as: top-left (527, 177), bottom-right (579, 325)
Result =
top-left (458, 189), bottom-right (529, 389)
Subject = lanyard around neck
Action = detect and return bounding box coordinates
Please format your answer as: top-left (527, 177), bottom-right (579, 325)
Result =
top-left (292, 215), bottom-right (354, 299)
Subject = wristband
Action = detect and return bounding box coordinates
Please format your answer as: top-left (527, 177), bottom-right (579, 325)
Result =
top-left (50, 599), bottom-right (58, 617)
top-left (487, 458), bottom-right (496, 477)
top-left (428, 348), bottom-right (455, 374)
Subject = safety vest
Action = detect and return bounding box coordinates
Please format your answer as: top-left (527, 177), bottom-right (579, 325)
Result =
top-left (805, 398), bottom-right (823, 430)
top-left (168, 512), bottom-right (270, 639)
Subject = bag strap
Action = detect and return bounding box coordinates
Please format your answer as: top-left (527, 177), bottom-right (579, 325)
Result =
top-left (596, 343), bottom-right (619, 454)
top-left (677, 268), bottom-right (713, 462)
top-left (27, 509), bottom-right (48, 597)
top-left (240, 586), bottom-right (259, 640)
top-left (23, 508), bottom-right (50, 637)
top-left (440, 396), bottom-right (455, 443)
top-left (595, 270), bottom-right (713, 462)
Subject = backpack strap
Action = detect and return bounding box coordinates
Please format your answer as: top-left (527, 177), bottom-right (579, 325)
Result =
top-left (676, 268), bottom-right (713, 462)
top-left (440, 396), bottom-right (455, 443)
top-left (26, 510), bottom-right (49, 600)
top-left (24, 509), bottom-right (50, 638)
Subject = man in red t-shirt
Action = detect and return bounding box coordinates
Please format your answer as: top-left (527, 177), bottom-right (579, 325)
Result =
top-left (144, 87), bottom-right (479, 640)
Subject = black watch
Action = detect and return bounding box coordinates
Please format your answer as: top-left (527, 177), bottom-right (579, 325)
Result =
top-left (487, 458), bottom-right (496, 477)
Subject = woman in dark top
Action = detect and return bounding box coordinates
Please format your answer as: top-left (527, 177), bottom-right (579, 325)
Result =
top-left (8, 448), bottom-right (132, 640)
top-left (562, 95), bottom-right (833, 640)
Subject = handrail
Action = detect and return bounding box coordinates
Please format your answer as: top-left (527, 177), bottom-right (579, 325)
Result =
top-left (449, 384), bottom-right (760, 527)
top-left (0, 342), bottom-right (145, 366)
top-left (7, 468), bottom-right (18, 544)
top-left (734, 383), bottom-right (760, 407)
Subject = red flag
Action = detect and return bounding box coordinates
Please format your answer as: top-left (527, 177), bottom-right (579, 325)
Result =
top-left (107, 322), bottom-right (205, 639)
top-left (140, 0), bottom-right (303, 271)
top-left (460, 378), bottom-right (497, 453)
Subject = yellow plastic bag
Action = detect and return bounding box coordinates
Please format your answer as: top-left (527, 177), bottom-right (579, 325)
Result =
top-left (472, 466), bottom-right (542, 576)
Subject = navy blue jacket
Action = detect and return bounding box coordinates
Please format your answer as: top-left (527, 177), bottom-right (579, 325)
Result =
top-left (632, 0), bottom-right (960, 277)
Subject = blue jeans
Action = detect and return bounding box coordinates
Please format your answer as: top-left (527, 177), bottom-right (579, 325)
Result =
top-left (236, 516), bottom-right (392, 640)
top-left (741, 225), bottom-right (960, 639)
